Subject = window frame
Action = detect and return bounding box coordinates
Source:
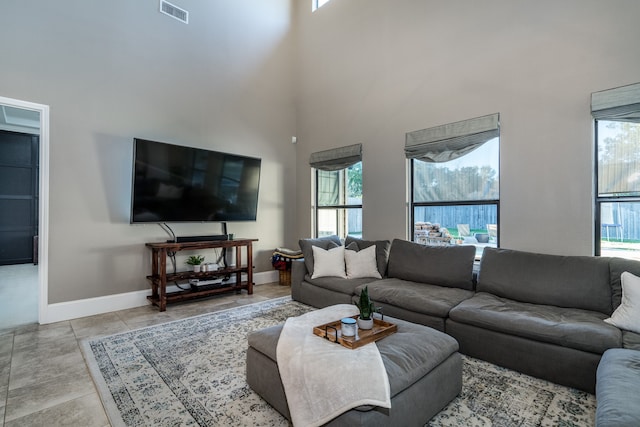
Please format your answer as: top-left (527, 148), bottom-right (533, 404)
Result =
top-left (409, 159), bottom-right (500, 245)
top-left (314, 164), bottom-right (362, 238)
top-left (312, 0), bottom-right (331, 12)
top-left (593, 119), bottom-right (640, 256)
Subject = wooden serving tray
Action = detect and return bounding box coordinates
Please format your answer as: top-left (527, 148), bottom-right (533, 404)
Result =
top-left (313, 315), bottom-right (397, 350)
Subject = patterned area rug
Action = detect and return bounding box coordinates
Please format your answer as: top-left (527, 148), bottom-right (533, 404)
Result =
top-left (82, 297), bottom-right (596, 426)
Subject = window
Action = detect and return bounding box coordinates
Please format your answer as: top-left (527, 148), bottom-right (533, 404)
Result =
top-left (310, 144), bottom-right (362, 238)
top-left (593, 82), bottom-right (640, 260)
top-left (312, 0), bottom-right (331, 12)
top-left (407, 114), bottom-right (500, 258)
top-left (595, 121), bottom-right (640, 259)
top-left (316, 162), bottom-right (362, 238)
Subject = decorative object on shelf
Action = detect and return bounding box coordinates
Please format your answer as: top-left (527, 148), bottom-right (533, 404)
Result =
top-left (355, 285), bottom-right (378, 330)
top-left (186, 255), bottom-right (205, 272)
top-left (205, 263), bottom-right (219, 272)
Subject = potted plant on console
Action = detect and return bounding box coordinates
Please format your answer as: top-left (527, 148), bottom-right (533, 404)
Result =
top-left (355, 286), bottom-right (378, 330)
top-left (186, 255), bottom-right (205, 272)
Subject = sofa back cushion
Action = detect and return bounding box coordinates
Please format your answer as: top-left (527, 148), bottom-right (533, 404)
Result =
top-left (609, 257), bottom-right (640, 311)
top-left (344, 236), bottom-right (391, 277)
top-left (477, 247), bottom-right (613, 314)
top-left (299, 235), bottom-right (342, 276)
top-left (387, 239), bottom-right (476, 290)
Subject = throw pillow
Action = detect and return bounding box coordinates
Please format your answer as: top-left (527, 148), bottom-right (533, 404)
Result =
top-left (344, 236), bottom-right (391, 277)
top-left (605, 271), bottom-right (640, 334)
top-left (311, 245), bottom-right (347, 279)
top-left (299, 235), bottom-right (342, 275)
top-left (345, 245), bottom-right (382, 279)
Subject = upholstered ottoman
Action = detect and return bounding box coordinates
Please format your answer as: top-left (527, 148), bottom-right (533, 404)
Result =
top-left (596, 348), bottom-right (640, 426)
top-left (247, 315), bottom-right (461, 426)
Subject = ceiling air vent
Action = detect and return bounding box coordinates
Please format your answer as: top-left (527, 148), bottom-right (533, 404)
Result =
top-left (159, 0), bottom-right (189, 24)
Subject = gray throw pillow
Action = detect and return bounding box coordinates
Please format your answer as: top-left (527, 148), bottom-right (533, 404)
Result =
top-left (344, 236), bottom-right (391, 277)
top-left (298, 235), bottom-right (342, 276)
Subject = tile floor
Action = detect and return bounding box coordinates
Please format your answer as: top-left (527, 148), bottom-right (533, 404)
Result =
top-left (0, 283), bottom-right (291, 427)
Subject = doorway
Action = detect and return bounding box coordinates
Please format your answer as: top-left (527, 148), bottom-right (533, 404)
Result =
top-left (0, 130), bottom-right (39, 265)
top-left (0, 97), bottom-right (49, 329)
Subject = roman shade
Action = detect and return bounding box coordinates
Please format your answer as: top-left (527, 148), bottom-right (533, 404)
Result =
top-left (309, 143), bottom-right (362, 171)
top-left (592, 82), bottom-right (640, 123)
top-left (405, 113), bottom-right (500, 163)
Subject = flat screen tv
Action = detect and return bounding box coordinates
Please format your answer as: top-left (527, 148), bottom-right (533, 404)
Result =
top-left (130, 138), bottom-right (261, 223)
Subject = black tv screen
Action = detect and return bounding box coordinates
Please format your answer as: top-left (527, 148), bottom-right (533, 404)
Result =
top-left (130, 138), bottom-right (261, 223)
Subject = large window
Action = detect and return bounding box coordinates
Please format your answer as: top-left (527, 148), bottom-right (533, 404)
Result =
top-left (593, 82), bottom-right (640, 260)
top-left (316, 162), bottom-right (362, 238)
top-left (407, 114), bottom-right (500, 258)
top-left (310, 144), bottom-right (362, 238)
top-left (595, 121), bottom-right (640, 259)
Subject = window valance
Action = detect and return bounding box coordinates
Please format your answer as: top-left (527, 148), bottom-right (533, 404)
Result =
top-left (405, 113), bottom-right (500, 163)
top-left (592, 82), bottom-right (640, 123)
top-left (309, 143), bottom-right (362, 171)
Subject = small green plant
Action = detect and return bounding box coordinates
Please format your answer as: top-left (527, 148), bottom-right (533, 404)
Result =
top-left (185, 255), bottom-right (205, 266)
top-left (355, 286), bottom-right (377, 320)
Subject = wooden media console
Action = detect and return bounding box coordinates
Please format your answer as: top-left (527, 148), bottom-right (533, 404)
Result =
top-left (145, 238), bottom-right (257, 312)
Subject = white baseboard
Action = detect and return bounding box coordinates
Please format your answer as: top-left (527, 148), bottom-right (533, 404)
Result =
top-left (41, 270), bottom-right (279, 324)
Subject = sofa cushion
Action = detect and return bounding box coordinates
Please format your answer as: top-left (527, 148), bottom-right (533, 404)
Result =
top-left (345, 236), bottom-right (391, 277)
top-left (299, 235), bottom-right (342, 276)
top-left (387, 239), bottom-right (476, 290)
top-left (477, 247), bottom-right (613, 314)
top-left (304, 275), bottom-right (376, 296)
top-left (596, 348), bottom-right (640, 427)
top-left (355, 278), bottom-right (475, 318)
top-left (344, 245), bottom-right (382, 279)
top-left (449, 292), bottom-right (622, 354)
top-left (311, 245), bottom-right (347, 279)
top-left (622, 331), bottom-right (640, 350)
top-left (605, 271), bottom-right (640, 334)
top-left (609, 257), bottom-right (640, 311)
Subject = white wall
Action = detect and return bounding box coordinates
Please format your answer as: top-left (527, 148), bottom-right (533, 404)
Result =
top-left (294, 0), bottom-right (640, 255)
top-left (0, 0), bottom-right (296, 303)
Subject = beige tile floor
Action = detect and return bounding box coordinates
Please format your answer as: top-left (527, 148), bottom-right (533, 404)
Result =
top-left (0, 283), bottom-right (291, 427)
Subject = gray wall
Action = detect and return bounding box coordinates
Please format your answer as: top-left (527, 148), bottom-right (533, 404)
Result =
top-left (3, 0), bottom-right (640, 305)
top-left (0, 0), bottom-right (296, 303)
top-left (294, 0), bottom-right (640, 255)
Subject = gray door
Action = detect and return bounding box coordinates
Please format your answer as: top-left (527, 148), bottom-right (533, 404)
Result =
top-left (0, 130), bottom-right (39, 265)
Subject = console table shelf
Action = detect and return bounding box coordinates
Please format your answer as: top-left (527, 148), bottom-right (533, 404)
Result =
top-left (145, 238), bottom-right (257, 312)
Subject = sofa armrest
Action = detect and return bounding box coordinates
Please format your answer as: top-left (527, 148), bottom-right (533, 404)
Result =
top-left (291, 259), bottom-right (307, 302)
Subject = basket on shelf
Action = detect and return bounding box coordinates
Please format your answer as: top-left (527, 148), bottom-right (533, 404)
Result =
top-left (271, 247), bottom-right (304, 286)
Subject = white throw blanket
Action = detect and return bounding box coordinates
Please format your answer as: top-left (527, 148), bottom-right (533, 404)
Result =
top-left (276, 304), bottom-right (391, 427)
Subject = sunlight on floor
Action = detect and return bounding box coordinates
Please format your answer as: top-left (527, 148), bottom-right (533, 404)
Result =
top-left (0, 263), bottom-right (38, 330)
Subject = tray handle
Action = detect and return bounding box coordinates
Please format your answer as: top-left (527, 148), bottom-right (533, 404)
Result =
top-left (324, 325), bottom-right (339, 343)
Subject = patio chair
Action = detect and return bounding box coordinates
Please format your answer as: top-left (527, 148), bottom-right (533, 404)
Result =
top-left (487, 224), bottom-right (498, 242)
top-left (457, 224), bottom-right (471, 237)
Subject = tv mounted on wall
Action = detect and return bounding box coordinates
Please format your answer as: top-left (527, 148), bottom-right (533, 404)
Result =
top-left (130, 138), bottom-right (261, 224)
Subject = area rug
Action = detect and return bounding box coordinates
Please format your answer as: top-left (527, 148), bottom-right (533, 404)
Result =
top-left (82, 297), bottom-right (596, 427)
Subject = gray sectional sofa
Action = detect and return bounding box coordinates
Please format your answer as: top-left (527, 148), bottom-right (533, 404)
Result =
top-left (291, 236), bottom-right (640, 423)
